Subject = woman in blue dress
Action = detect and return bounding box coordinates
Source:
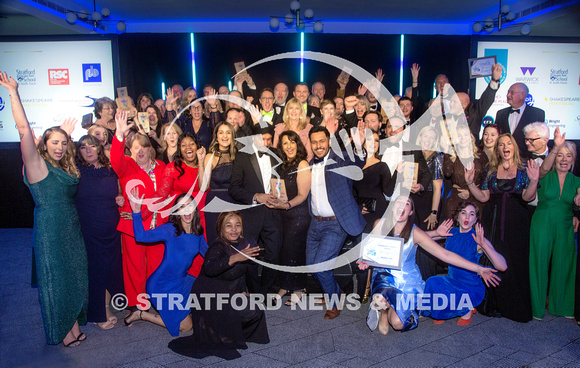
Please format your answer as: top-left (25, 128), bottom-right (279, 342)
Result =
top-left (124, 191), bottom-right (208, 336)
top-left (358, 196), bottom-right (501, 335)
top-left (75, 135), bottom-right (124, 330)
top-left (421, 201), bottom-right (507, 325)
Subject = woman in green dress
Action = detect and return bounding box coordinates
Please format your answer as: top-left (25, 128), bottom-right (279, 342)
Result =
top-left (531, 127), bottom-right (580, 319)
top-left (0, 72), bottom-right (88, 347)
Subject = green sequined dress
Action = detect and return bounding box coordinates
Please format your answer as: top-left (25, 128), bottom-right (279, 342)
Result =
top-left (25, 161), bottom-right (88, 344)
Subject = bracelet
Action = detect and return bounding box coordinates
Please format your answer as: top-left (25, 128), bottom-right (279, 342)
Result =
top-left (467, 182), bottom-right (474, 186)
top-left (287, 202), bottom-right (292, 210)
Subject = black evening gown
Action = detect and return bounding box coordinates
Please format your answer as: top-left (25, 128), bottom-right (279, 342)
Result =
top-left (75, 164), bottom-right (124, 323)
top-left (352, 162), bottom-right (394, 233)
top-left (204, 151), bottom-right (233, 245)
top-left (277, 162), bottom-right (309, 292)
top-left (168, 239), bottom-right (269, 360)
top-left (479, 172), bottom-right (533, 322)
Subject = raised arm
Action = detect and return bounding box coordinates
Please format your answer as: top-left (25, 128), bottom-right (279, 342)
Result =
top-left (0, 72), bottom-right (46, 182)
top-left (472, 223), bottom-right (507, 271)
top-left (465, 165), bottom-right (490, 202)
top-left (540, 127), bottom-right (565, 178)
top-left (522, 159), bottom-right (539, 202)
top-left (414, 227), bottom-right (501, 287)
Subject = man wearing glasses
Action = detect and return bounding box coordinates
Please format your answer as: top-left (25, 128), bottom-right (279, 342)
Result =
top-left (495, 82), bottom-right (545, 159)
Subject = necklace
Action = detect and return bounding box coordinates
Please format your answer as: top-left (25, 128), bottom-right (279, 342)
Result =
top-left (501, 161), bottom-right (512, 171)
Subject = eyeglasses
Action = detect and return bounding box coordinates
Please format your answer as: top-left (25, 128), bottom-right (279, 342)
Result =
top-left (101, 107), bottom-right (114, 111)
top-left (260, 97), bottom-right (274, 101)
top-left (191, 106), bottom-right (203, 111)
top-left (524, 137), bottom-right (543, 143)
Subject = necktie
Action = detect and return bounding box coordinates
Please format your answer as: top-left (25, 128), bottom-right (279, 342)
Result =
top-left (533, 153), bottom-right (546, 160)
top-left (261, 111), bottom-right (274, 118)
top-left (312, 156), bottom-right (324, 165)
top-left (509, 108), bottom-right (520, 114)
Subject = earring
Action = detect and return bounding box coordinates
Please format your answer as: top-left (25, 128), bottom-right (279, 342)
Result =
top-left (299, 116), bottom-right (303, 120)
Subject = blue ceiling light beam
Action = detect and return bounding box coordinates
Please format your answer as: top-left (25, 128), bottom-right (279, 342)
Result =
top-left (399, 34), bottom-right (405, 97)
top-left (191, 33), bottom-right (197, 90)
top-left (162, 82), bottom-right (166, 100)
top-left (300, 32), bottom-right (304, 82)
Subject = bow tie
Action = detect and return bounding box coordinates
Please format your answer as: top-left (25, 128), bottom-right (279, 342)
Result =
top-left (370, 104), bottom-right (378, 111)
top-left (509, 108), bottom-right (520, 114)
top-left (533, 153), bottom-right (546, 160)
top-left (257, 151), bottom-right (267, 158)
top-left (312, 156), bottom-right (324, 165)
top-left (261, 111), bottom-right (274, 118)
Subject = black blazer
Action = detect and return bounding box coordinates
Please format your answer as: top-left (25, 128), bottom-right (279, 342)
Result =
top-left (495, 105), bottom-right (545, 159)
top-left (466, 84), bottom-right (498, 143)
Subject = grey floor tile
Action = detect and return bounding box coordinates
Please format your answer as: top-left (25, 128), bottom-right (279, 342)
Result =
top-left (489, 357), bottom-right (529, 367)
top-left (340, 356), bottom-right (377, 368)
top-left (371, 349), bottom-right (461, 367)
top-left (447, 352), bottom-right (502, 367)
top-left (318, 351), bottom-right (356, 363)
top-left (482, 345), bottom-right (518, 358)
top-left (291, 358), bottom-right (336, 367)
top-left (255, 332), bottom-right (335, 364)
top-left (205, 353), bottom-right (288, 367)
top-left (421, 327), bottom-right (495, 359)
top-left (529, 356), bottom-right (572, 367)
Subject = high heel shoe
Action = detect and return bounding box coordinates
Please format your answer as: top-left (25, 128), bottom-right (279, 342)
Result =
top-left (124, 309), bottom-right (143, 327)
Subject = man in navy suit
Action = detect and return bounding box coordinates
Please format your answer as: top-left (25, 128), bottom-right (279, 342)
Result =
top-left (495, 83), bottom-right (545, 159)
top-left (307, 126), bottom-right (366, 320)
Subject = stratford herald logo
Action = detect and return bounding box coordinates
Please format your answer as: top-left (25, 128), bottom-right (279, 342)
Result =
top-left (550, 68), bottom-right (568, 85)
top-left (16, 69), bottom-right (36, 86)
top-left (48, 69), bottom-right (69, 85)
top-left (516, 66), bottom-right (539, 84)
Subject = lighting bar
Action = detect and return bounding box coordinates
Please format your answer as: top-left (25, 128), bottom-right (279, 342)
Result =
top-left (300, 32), bottom-right (304, 82)
top-left (191, 33), bottom-right (197, 90)
top-left (162, 82), bottom-right (166, 100)
top-left (399, 34), bottom-right (405, 97)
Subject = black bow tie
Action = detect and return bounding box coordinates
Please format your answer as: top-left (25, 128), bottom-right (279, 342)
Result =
top-left (509, 108), bottom-right (520, 114)
top-left (312, 156), bottom-right (324, 165)
top-left (533, 153), bottom-right (546, 160)
top-left (257, 151), bottom-right (266, 158)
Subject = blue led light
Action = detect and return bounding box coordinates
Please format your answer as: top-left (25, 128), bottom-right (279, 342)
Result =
top-left (399, 34), bottom-right (405, 97)
top-left (162, 82), bottom-right (166, 100)
top-left (228, 80), bottom-right (232, 91)
top-left (191, 33), bottom-right (197, 90)
top-left (300, 32), bottom-right (304, 82)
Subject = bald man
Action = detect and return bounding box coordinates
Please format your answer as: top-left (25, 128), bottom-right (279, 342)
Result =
top-left (495, 82), bottom-right (545, 159)
top-left (458, 63), bottom-right (504, 143)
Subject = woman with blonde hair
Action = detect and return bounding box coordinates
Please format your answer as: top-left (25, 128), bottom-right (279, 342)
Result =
top-left (465, 133), bottom-right (539, 322)
top-left (273, 97), bottom-right (313, 160)
top-left (0, 72), bottom-right (88, 347)
top-left (159, 123), bottom-right (183, 164)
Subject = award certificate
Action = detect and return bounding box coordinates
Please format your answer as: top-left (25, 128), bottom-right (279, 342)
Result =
top-left (359, 234), bottom-right (404, 269)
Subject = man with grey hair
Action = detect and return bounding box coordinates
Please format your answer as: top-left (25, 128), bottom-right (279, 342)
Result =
top-left (523, 121), bottom-right (550, 214)
top-left (495, 82), bottom-right (545, 159)
top-left (311, 81), bottom-right (326, 101)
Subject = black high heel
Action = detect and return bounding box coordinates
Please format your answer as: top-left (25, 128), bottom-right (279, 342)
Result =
top-left (124, 309), bottom-right (143, 327)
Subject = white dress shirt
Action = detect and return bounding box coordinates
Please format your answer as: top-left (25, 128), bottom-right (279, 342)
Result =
top-left (310, 153), bottom-right (335, 217)
top-left (254, 145), bottom-right (272, 193)
top-left (509, 103), bottom-right (526, 133)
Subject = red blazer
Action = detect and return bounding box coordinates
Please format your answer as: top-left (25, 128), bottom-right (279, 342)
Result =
top-left (110, 136), bottom-right (166, 236)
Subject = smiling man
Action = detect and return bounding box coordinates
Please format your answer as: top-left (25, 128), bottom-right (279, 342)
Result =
top-left (306, 126), bottom-right (366, 320)
top-left (495, 82), bottom-right (545, 159)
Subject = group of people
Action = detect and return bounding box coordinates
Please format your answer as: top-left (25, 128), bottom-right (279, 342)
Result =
top-left (2, 58), bottom-right (579, 358)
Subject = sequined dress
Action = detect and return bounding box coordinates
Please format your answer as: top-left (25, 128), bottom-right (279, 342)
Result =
top-left (24, 161), bottom-right (88, 344)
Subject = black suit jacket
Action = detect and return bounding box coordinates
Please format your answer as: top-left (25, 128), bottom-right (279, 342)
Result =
top-left (466, 84), bottom-right (498, 143)
top-left (495, 105), bottom-right (545, 159)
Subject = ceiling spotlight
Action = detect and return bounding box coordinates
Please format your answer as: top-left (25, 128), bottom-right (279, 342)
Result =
top-left (290, 1), bottom-right (300, 11)
top-left (92, 11), bottom-right (102, 22)
top-left (65, 12), bottom-right (77, 24)
top-left (285, 13), bottom-right (294, 24)
top-left (472, 22), bottom-right (483, 33)
top-left (304, 9), bottom-right (314, 19)
top-left (270, 17), bottom-right (280, 29)
top-left (116, 21), bottom-right (126, 32)
top-left (78, 9), bottom-right (89, 19)
top-left (313, 21), bottom-right (323, 32)
top-left (484, 18), bottom-right (494, 29)
top-left (101, 8), bottom-right (111, 17)
top-left (501, 4), bottom-right (510, 14)
top-left (520, 24), bottom-right (531, 35)
top-left (505, 11), bottom-right (515, 21)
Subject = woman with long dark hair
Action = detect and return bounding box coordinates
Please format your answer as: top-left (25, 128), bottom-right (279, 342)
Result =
top-left (1, 72), bottom-right (88, 347)
top-left (125, 191), bottom-right (208, 336)
top-left (75, 135), bottom-right (124, 330)
top-left (267, 130), bottom-right (311, 305)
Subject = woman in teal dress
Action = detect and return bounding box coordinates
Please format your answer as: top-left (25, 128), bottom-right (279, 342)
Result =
top-left (124, 191), bottom-right (208, 336)
top-left (358, 196), bottom-right (501, 335)
top-left (0, 72), bottom-right (88, 347)
top-left (531, 128), bottom-right (580, 319)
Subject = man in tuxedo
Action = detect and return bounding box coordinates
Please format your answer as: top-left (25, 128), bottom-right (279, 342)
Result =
top-left (312, 81), bottom-right (326, 101)
top-left (273, 82), bottom-right (289, 115)
top-left (258, 88), bottom-right (283, 126)
top-left (523, 122), bottom-right (550, 215)
top-left (294, 82), bottom-right (321, 119)
top-left (229, 124), bottom-right (281, 295)
top-left (398, 97), bottom-right (414, 125)
top-left (363, 111), bottom-right (384, 138)
top-left (495, 82), bottom-right (545, 159)
top-left (307, 126), bottom-right (367, 320)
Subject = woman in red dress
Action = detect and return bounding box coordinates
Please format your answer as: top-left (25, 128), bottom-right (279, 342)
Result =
top-left (110, 111), bottom-right (166, 311)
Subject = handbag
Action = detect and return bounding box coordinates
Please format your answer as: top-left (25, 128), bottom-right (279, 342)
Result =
top-left (356, 197), bottom-right (377, 213)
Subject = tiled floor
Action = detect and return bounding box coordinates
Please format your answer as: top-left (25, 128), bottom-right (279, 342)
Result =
top-left (1, 228), bottom-right (579, 368)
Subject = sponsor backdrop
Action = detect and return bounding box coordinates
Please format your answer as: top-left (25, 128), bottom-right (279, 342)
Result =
top-left (475, 41), bottom-right (580, 139)
top-left (0, 40), bottom-right (114, 142)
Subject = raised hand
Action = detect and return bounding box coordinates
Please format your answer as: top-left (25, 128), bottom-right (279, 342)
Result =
top-left (358, 84), bottom-right (368, 96)
top-left (472, 223), bottom-right (484, 245)
top-left (337, 70), bottom-right (350, 90)
top-left (196, 146), bottom-right (206, 163)
top-left (553, 126), bottom-right (566, 148)
top-left (492, 63), bottom-right (503, 81)
top-left (205, 88), bottom-right (217, 107)
top-left (410, 63), bottom-right (421, 82)
top-left (344, 95), bottom-right (358, 111)
top-left (0, 72), bottom-right (18, 92)
top-left (434, 218), bottom-right (453, 237)
top-left (115, 110), bottom-right (133, 140)
top-left (480, 267), bottom-right (501, 287)
top-left (526, 159), bottom-right (540, 182)
top-left (165, 88), bottom-right (177, 107)
top-left (128, 187), bottom-right (143, 213)
top-left (60, 118), bottom-right (77, 137)
top-left (375, 68), bottom-right (384, 83)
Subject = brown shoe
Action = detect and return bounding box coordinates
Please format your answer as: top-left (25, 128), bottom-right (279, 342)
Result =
top-left (324, 307), bottom-right (340, 320)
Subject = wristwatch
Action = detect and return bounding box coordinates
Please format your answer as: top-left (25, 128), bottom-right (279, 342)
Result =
top-left (431, 210), bottom-right (438, 215)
